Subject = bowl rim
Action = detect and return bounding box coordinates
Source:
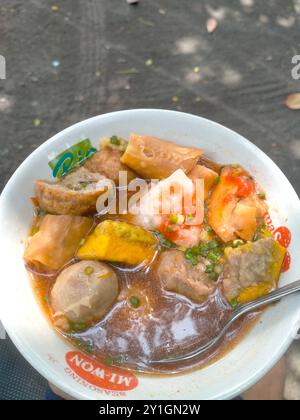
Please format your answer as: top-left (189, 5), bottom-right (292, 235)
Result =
top-left (1, 108), bottom-right (299, 400)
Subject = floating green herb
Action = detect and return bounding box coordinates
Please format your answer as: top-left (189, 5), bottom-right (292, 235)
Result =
top-left (70, 322), bottom-right (88, 332)
top-left (110, 135), bottom-right (120, 146)
top-left (230, 298), bottom-right (239, 309)
top-left (72, 338), bottom-right (94, 353)
top-left (130, 296), bottom-right (140, 308)
top-left (207, 252), bottom-right (219, 263)
top-left (209, 240), bottom-right (218, 249)
top-left (213, 176), bottom-right (220, 185)
top-left (209, 271), bottom-right (218, 281)
top-left (205, 264), bottom-right (215, 273)
top-left (104, 356), bottom-right (114, 366)
top-left (156, 231), bottom-right (176, 249)
top-left (233, 239), bottom-right (244, 248)
top-left (186, 214), bottom-right (194, 222)
top-left (30, 226), bottom-right (39, 236)
top-left (84, 266), bottom-right (94, 276)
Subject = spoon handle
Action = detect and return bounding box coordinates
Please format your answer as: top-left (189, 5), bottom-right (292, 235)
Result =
top-left (152, 280), bottom-right (300, 364)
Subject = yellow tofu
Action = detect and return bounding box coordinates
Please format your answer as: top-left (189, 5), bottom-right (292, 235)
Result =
top-left (77, 220), bottom-right (157, 266)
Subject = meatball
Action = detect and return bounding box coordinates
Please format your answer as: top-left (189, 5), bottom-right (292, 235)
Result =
top-left (157, 250), bottom-right (216, 303)
top-left (51, 261), bottom-right (119, 329)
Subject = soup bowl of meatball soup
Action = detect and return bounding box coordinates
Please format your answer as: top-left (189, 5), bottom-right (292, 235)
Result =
top-left (0, 109), bottom-right (300, 400)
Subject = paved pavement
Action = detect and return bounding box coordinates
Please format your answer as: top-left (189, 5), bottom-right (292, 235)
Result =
top-left (0, 0), bottom-right (299, 399)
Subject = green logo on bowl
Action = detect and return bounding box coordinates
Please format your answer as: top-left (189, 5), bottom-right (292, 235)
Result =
top-left (48, 139), bottom-right (96, 178)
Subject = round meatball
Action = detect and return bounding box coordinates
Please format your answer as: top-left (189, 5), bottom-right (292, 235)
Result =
top-left (51, 261), bottom-right (119, 328)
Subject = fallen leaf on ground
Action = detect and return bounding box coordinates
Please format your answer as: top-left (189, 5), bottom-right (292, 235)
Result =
top-left (286, 93), bottom-right (300, 110)
top-left (115, 68), bottom-right (139, 75)
top-left (206, 18), bottom-right (218, 33)
top-left (33, 118), bottom-right (41, 128)
top-left (138, 17), bottom-right (154, 27)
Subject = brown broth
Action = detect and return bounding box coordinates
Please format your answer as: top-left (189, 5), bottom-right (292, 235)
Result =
top-left (29, 257), bottom-right (261, 375)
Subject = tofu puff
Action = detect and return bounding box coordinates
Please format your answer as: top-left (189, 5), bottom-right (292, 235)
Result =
top-left (121, 133), bottom-right (203, 180)
top-left (24, 215), bottom-right (93, 271)
top-left (188, 164), bottom-right (218, 200)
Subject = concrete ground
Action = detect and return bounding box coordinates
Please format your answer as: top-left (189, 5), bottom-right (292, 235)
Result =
top-left (0, 0), bottom-right (300, 400)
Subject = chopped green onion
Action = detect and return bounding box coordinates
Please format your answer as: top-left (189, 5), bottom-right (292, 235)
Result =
top-left (115, 355), bottom-right (128, 364)
top-left (156, 232), bottom-right (176, 249)
top-left (205, 264), bottom-right (214, 273)
top-left (72, 338), bottom-right (94, 353)
top-left (70, 322), bottom-right (88, 332)
top-left (30, 226), bottom-right (39, 236)
top-left (169, 214), bottom-right (178, 224)
top-left (110, 135), bottom-right (120, 145)
top-left (213, 177), bottom-right (220, 185)
top-left (258, 193), bottom-right (266, 199)
top-left (231, 164), bottom-right (239, 169)
top-left (233, 239), bottom-right (244, 248)
top-left (259, 222), bottom-right (266, 231)
top-left (130, 296), bottom-right (140, 308)
top-left (253, 233), bottom-right (259, 242)
top-left (206, 226), bottom-right (213, 233)
top-left (186, 214), bottom-right (194, 222)
top-left (84, 266), bottom-right (94, 276)
top-left (184, 249), bottom-right (199, 265)
top-left (209, 240), bottom-right (218, 249)
top-left (209, 271), bottom-right (218, 281)
top-left (185, 249), bottom-right (194, 259)
top-left (199, 244), bottom-right (209, 257)
top-left (190, 257), bottom-right (199, 266)
top-left (79, 238), bottom-right (85, 246)
top-left (213, 246), bottom-right (223, 256)
top-left (104, 356), bottom-right (114, 366)
top-left (207, 252), bottom-right (219, 263)
top-left (230, 298), bottom-right (239, 309)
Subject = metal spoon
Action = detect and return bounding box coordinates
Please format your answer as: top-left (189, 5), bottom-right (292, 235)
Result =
top-left (151, 280), bottom-right (300, 364)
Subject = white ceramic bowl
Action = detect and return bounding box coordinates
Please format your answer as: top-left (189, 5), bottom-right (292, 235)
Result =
top-left (1, 109), bottom-right (300, 400)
